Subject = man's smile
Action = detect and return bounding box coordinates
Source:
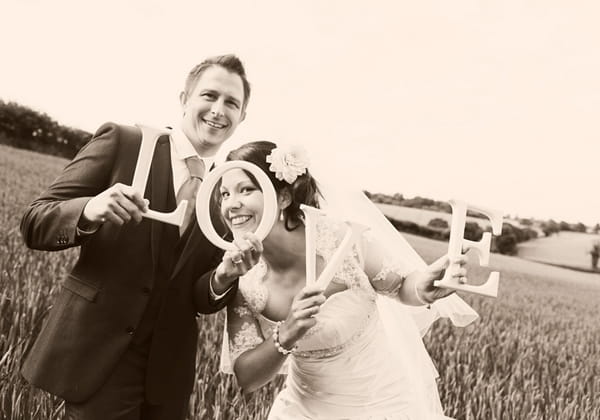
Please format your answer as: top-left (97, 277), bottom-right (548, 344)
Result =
top-left (202, 118), bottom-right (227, 129)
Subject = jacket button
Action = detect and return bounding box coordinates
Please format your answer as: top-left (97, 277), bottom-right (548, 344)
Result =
top-left (141, 286), bottom-right (151, 295)
top-left (125, 326), bottom-right (135, 335)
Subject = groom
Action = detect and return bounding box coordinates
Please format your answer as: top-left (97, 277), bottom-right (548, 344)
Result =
top-left (20, 54), bottom-right (253, 419)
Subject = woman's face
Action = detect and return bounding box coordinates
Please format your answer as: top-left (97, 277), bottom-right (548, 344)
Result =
top-left (219, 168), bottom-right (264, 236)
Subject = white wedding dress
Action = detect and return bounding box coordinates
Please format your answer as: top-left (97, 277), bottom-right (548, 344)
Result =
top-left (221, 216), bottom-right (457, 419)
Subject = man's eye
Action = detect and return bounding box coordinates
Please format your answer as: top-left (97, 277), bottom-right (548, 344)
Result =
top-left (202, 93), bottom-right (216, 99)
top-left (227, 100), bottom-right (240, 109)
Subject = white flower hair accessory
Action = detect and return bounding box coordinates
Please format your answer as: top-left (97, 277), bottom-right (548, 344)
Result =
top-left (266, 144), bottom-right (310, 184)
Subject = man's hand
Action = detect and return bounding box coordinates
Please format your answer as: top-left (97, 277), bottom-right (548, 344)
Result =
top-left (81, 183), bottom-right (148, 227)
top-left (212, 232), bottom-right (264, 294)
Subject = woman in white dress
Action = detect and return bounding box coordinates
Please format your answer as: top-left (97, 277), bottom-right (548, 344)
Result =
top-left (214, 141), bottom-right (469, 419)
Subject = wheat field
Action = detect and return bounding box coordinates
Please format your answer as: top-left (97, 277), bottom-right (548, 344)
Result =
top-left (517, 231), bottom-right (600, 271)
top-left (1, 144), bottom-right (599, 420)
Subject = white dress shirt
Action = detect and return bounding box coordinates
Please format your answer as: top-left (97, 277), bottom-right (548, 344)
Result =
top-left (169, 125), bottom-right (214, 196)
top-left (79, 124), bottom-right (229, 300)
top-left (169, 125), bottom-right (231, 301)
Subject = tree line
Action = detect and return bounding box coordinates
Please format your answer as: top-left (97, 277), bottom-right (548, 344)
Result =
top-left (0, 100), bottom-right (91, 159)
top-left (365, 191), bottom-right (600, 255)
top-left (3, 98), bottom-right (596, 256)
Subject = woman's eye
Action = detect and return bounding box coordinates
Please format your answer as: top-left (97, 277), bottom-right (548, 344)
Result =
top-left (241, 186), bottom-right (255, 194)
top-left (220, 191), bottom-right (230, 199)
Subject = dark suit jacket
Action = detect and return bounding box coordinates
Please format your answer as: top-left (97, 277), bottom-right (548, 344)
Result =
top-left (20, 122), bottom-right (234, 404)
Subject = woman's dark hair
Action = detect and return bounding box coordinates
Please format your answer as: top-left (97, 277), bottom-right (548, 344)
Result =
top-left (225, 141), bottom-right (321, 231)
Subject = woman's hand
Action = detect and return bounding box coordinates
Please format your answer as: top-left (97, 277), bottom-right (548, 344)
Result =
top-left (412, 254), bottom-right (468, 304)
top-left (213, 232), bottom-right (264, 292)
top-left (278, 285), bottom-right (326, 349)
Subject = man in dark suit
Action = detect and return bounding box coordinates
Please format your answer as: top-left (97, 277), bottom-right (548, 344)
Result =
top-left (20, 54), bottom-right (259, 420)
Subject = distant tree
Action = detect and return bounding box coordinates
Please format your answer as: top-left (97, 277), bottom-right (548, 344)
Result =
top-left (495, 232), bottom-right (518, 255)
top-left (402, 196), bottom-right (436, 209)
top-left (522, 228), bottom-right (538, 241)
top-left (369, 193), bottom-right (392, 204)
top-left (594, 223), bottom-right (600, 234)
top-left (0, 99), bottom-right (91, 158)
top-left (541, 219), bottom-right (560, 236)
top-left (392, 193), bottom-right (404, 203)
top-left (589, 240), bottom-right (600, 271)
top-left (437, 202), bottom-right (452, 214)
top-left (494, 224), bottom-right (519, 255)
top-left (519, 218), bottom-right (533, 226)
top-left (463, 222), bottom-right (484, 241)
top-left (466, 209), bottom-right (488, 219)
top-left (559, 221), bottom-right (572, 232)
top-left (386, 217), bottom-right (449, 241)
top-left (574, 222), bottom-right (587, 233)
top-left (428, 218), bottom-right (449, 230)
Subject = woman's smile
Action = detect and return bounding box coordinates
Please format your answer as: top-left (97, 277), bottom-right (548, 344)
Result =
top-left (220, 168), bottom-right (266, 235)
top-left (230, 214), bottom-right (253, 227)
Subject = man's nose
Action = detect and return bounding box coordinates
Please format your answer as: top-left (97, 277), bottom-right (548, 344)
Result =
top-left (210, 100), bottom-right (225, 117)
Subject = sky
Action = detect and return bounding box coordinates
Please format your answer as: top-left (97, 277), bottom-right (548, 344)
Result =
top-left (1, 0), bottom-right (598, 226)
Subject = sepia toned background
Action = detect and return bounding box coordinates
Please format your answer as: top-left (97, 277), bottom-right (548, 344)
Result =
top-left (1, 1), bottom-right (599, 419)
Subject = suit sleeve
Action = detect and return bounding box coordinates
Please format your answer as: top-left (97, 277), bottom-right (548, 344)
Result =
top-left (193, 269), bottom-right (239, 314)
top-left (20, 123), bottom-right (121, 251)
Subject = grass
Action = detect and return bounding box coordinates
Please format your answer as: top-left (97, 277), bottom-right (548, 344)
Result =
top-left (1, 144), bottom-right (599, 419)
top-left (517, 231), bottom-right (600, 272)
top-left (378, 202), bottom-right (600, 273)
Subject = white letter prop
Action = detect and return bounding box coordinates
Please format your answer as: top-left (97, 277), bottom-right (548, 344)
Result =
top-left (195, 161), bottom-right (278, 251)
top-left (434, 199), bottom-right (504, 297)
top-left (130, 124), bottom-right (187, 226)
top-left (301, 204), bottom-right (369, 290)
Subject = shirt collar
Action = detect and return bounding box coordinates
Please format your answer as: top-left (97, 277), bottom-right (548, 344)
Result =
top-left (170, 125), bottom-right (215, 169)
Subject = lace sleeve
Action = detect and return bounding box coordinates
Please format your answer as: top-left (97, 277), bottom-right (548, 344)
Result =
top-left (227, 291), bottom-right (264, 366)
top-left (315, 216), bottom-right (365, 287)
top-left (361, 230), bottom-right (413, 299)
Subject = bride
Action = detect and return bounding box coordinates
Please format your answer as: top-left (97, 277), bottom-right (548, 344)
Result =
top-left (211, 141), bottom-right (474, 419)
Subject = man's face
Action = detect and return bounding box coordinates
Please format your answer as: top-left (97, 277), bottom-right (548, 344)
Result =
top-left (180, 66), bottom-right (246, 155)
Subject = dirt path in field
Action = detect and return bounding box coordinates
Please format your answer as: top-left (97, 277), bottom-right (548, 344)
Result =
top-left (403, 233), bottom-right (600, 286)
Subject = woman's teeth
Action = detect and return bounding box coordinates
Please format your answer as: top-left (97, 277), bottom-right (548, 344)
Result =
top-left (231, 215), bottom-right (251, 226)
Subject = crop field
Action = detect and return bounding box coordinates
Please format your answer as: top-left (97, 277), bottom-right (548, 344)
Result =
top-left (517, 231), bottom-right (600, 272)
top-left (1, 144), bottom-right (599, 419)
top-left (376, 203), bottom-right (496, 229)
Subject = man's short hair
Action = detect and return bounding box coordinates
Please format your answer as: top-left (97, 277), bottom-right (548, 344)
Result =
top-left (183, 54), bottom-right (251, 110)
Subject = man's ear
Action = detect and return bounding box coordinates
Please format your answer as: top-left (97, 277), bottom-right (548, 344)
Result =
top-left (179, 91), bottom-right (187, 107)
top-left (240, 109), bottom-right (247, 123)
top-left (278, 188), bottom-right (292, 210)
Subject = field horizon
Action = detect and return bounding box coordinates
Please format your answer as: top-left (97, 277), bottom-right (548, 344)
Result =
top-left (1, 144), bottom-right (599, 419)
top-left (378, 202), bottom-right (600, 274)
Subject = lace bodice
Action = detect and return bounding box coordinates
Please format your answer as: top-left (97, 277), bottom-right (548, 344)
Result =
top-left (238, 217), bottom-right (376, 314)
top-left (223, 215), bottom-right (452, 419)
top-left (226, 215), bottom-right (411, 367)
